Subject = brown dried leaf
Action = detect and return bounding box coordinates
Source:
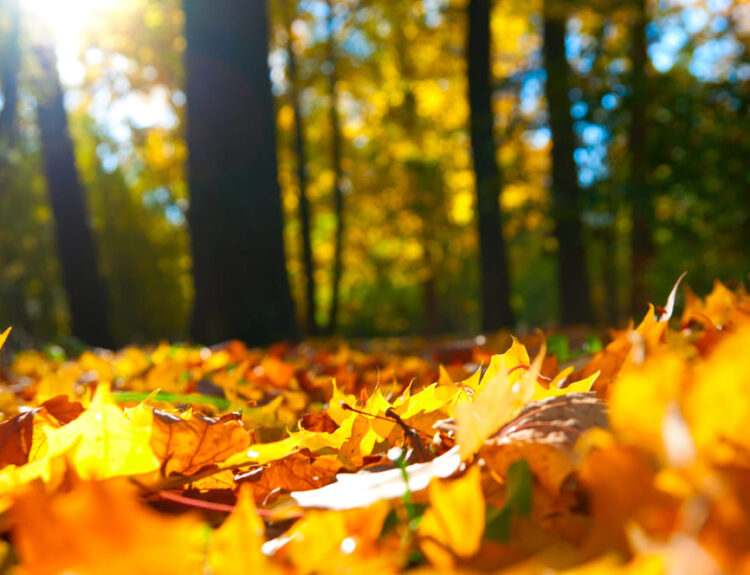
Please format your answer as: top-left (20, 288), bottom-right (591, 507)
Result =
top-left (482, 393), bottom-right (608, 494)
top-left (235, 451), bottom-right (343, 505)
top-left (0, 395), bottom-right (84, 468)
top-left (300, 412), bottom-right (338, 433)
top-left (150, 410), bottom-right (251, 479)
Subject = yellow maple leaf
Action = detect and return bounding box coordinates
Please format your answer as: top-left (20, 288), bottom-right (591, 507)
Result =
top-left (455, 343), bottom-right (544, 460)
top-left (42, 384), bottom-right (160, 479)
top-left (533, 370), bottom-right (599, 401)
top-left (418, 465), bottom-right (485, 568)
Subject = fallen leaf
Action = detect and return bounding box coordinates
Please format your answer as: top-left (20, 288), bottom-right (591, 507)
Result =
top-left (150, 409), bottom-right (251, 487)
top-left (235, 451), bottom-right (343, 505)
top-left (11, 479), bottom-right (206, 575)
top-left (0, 395), bottom-right (84, 469)
top-left (43, 384), bottom-right (160, 479)
top-left (278, 501), bottom-right (392, 574)
top-left (455, 343), bottom-right (544, 460)
top-left (419, 465), bottom-right (485, 568)
top-left (207, 487), bottom-right (280, 575)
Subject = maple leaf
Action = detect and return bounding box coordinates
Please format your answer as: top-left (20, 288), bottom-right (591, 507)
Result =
top-left (150, 409), bottom-right (251, 488)
top-left (0, 395), bottom-right (83, 468)
top-left (42, 384), bottom-right (160, 479)
top-left (455, 342), bottom-right (545, 460)
top-left (235, 451), bottom-right (342, 505)
top-left (533, 369), bottom-right (599, 400)
top-left (11, 479), bottom-right (206, 575)
top-left (418, 465), bottom-right (485, 568)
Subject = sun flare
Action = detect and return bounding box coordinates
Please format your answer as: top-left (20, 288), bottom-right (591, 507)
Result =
top-left (21, 0), bottom-right (123, 45)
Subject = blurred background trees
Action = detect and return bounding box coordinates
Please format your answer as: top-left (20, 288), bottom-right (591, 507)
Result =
top-left (0, 0), bottom-right (748, 346)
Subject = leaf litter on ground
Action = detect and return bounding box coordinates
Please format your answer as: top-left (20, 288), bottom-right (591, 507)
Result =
top-left (0, 278), bottom-right (749, 573)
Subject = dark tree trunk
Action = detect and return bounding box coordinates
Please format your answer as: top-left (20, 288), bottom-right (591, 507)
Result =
top-left (283, 0), bottom-right (318, 335)
top-left (185, 0), bottom-right (297, 346)
top-left (629, 0), bottom-right (653, 317)
top-left (325, 0), bottom-right (344, 335)
top-left (542, 0), bottom-right (594, 324)
top-left (35, 49), bottom-right (112, 347)
top-left (467, 0), bottom-right (515, 332)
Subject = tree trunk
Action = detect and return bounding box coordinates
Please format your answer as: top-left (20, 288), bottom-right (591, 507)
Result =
top-left (325, 0), bottom-right (344, 335)
top-left (283, 0), bottom-right (318, 335)
top-left (35, 48), bottom-right (112, 347)
top-left (542, 0), bottom-right (594, 324)
top-left (185, 0), bottom-right (297, 346)
top-left (467, 0), bottom-right (515, 332)
top-left (629, 0), bottom-right (653, 317)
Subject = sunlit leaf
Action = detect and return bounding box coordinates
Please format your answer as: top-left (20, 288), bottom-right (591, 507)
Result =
top-left (455, 343), bottom-right (544, 460)
top-left (419, 465), bottom-right (484, 567)
top-left (11, 479), bottom-right (206, 575)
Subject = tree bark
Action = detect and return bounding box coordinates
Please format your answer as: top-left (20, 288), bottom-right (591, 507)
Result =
top-left (325, 0), bottom-right (345, 335)
top-left (35, 48), bottom-right (112, 347)
top-left (283, 0), bottom-right (318, 335)
top-left (629, 0), bottom-right (653, 317)
top-left (185, 0), bottom-right (297, 345)
top-left (542, 0), bottom-right (594, 324)
top-left (467, 0), bottom-right (515, 332)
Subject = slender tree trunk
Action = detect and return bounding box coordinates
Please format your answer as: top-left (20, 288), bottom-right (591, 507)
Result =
top-left (542, 0), bottom-right (594, 324)
top-left (325, 0), bottom-right (344, 335)
top-left (629, 0), bottom-right (653, 316)
top-left (283, 0), bottom-right (317, 335)
top-left (467, 0), bottom-right (515, 332)
top-left (35, 48), bottom-right (112, 347)
top-left (185, 0), bottom-right (297, 346)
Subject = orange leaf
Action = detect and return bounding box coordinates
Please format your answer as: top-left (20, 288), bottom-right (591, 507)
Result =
top-left (150, 410), bottom-right (251, 486)
top-left (235, 451), bottom-right (342, 505)
top-left (11, 479), bottom-right (206, 575)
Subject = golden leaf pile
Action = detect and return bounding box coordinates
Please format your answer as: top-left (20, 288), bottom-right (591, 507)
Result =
top-left (0, 282), bottom-right (749, 574)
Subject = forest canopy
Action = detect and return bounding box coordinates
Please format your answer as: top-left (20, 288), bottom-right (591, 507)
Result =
top-left (0, 0), bottom-right (748, 347)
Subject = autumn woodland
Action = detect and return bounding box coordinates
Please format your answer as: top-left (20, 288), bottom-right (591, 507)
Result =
top-left (0, 0), bottom-right (749, 572)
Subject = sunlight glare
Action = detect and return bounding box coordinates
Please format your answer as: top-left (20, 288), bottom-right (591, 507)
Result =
top-left (22, 0), bottom-right (122, 45)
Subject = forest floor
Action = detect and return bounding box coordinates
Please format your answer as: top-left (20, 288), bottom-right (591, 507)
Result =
top-left (0, 280), bottom-right (748, 574)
